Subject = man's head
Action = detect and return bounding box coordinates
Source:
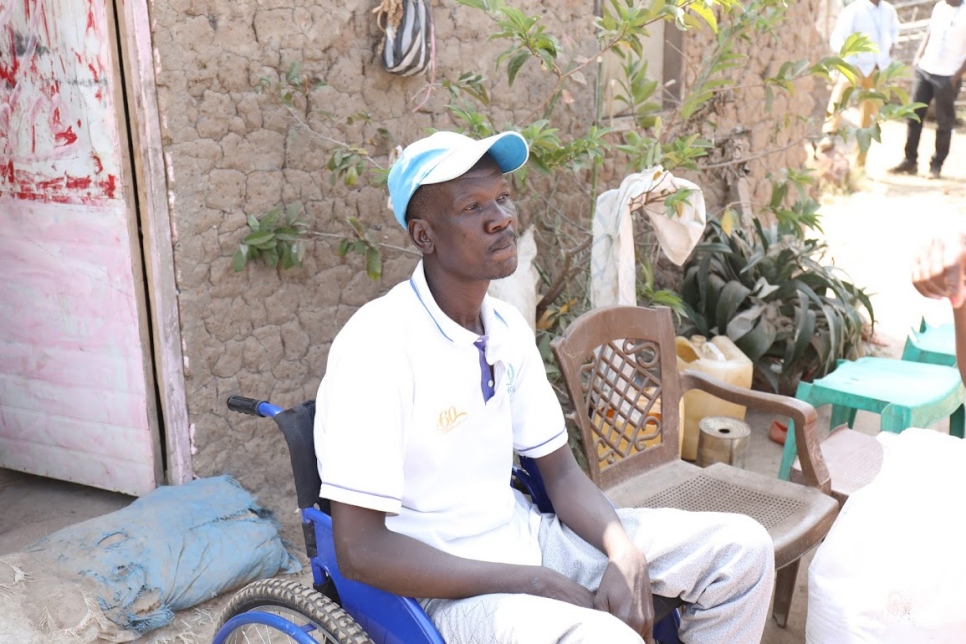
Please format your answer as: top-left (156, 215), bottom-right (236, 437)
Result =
top-left (387, 131), bottom-right (529, 282)
top-left (388, 131), bottom-right (528, 227)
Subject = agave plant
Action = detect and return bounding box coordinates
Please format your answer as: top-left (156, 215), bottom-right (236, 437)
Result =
top-left (679, 219), bottom-right (874, 395)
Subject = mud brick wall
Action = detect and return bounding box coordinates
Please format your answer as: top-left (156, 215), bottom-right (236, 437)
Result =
top-left (149, 0), bottom-right (825, 537)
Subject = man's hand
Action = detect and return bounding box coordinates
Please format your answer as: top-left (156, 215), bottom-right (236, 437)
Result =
top-left (912, 235), bottom-right (966, 308)
top-left (594, 547), bottom-right (655, 643)
top-left (529, 567), bottom-right (595, 609)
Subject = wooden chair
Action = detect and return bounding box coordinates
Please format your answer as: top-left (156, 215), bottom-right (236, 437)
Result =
top-left (551, 305), bottom-right (839, 627)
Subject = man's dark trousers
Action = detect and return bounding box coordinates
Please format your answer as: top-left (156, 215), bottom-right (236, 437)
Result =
top-left (903, 67), bottom-right (959, 172)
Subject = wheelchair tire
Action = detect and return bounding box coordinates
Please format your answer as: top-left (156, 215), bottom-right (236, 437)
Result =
top-left (217, 578), bottom-right (374, 644)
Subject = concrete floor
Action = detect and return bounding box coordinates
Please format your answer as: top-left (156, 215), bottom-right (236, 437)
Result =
top-left (2, 119), bottom-right (965, 642)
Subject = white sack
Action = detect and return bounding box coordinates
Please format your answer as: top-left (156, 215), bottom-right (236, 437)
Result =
top-left (488, 226), bottom-right (539, 331)
top-left (807, 428), bottom-right (966, 643)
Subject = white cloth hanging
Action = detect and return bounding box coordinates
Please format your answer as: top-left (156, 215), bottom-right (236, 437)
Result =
top-left (590, 168), bottom-right (707, 309)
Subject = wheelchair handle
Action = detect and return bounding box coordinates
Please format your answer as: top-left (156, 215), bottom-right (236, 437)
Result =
top-left (226, 395), bottom-right (282, 418)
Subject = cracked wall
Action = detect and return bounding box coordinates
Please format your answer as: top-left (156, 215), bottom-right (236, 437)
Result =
top-left (149, 0), bottom-right (825, 539)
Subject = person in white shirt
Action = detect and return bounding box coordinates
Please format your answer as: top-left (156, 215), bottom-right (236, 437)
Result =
top-left (890, 0), bottom-right (966, 178)
top-left (820, 0), bottom-right (901, 168)
top-left (314, 130), bottom-right (775, 644)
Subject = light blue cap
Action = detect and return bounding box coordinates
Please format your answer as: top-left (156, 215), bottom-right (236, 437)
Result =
top-left (387, 131), bottom-right (529, 228)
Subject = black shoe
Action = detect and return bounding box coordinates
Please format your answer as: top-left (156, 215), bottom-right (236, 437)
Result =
top-left (929, 166), bottom-right (941, 179)
top-left (889, 159), bottom-right (918, 175)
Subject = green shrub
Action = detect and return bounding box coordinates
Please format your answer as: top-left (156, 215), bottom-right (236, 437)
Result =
top-left (680, 218), bottom-right (874, 395)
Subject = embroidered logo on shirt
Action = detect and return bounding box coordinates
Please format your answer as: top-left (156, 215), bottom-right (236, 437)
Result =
top-left (437, 406), bottom-right (468, 433)
top-left (506, 363), bottom-right (516, 395)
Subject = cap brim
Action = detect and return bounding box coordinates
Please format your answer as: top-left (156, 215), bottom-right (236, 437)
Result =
top-left (421, 131), bottom-right (529, 185)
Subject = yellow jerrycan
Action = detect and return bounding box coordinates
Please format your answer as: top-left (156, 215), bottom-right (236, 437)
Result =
top-left (675, 335), bottom-right (753, 461)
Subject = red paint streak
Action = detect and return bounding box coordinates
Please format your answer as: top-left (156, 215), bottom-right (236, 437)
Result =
top-left (99, 175), bottom-right (117, 199)
top-left (53, 107), bottom-right (61, 125)
top-left (55, 127), bottom-right (78, 145)
top-left (13, 192), bottom-right (74, 204)
top-left (36, 178), bottom-right (64, 191)
top-left (1, 161), bottom-right (13, 184)
top-left (41, 3), bottom-right (50, 43)
top-left (86, 4), bottom-right (95, 33)
top-left (88, 63), bottom-right (99, 82)
top-left (24, 0), bottom-right (30, 18)
top-left (76, 118), bottom-right (81, 127)
top-left (31, 125), bottom-right (36, 154)
top-left (75, 52), bottom-right (83, 64)
top-left (91, 153), bottom-right (103, 174)
top-left (95, 89), bottom-right (103, 100)
top-left (66, 175), bottom-right (93, 190)
top-left (0, 26), bottom-right (19, 88)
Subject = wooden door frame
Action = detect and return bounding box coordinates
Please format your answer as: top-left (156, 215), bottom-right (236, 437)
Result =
top-left (111, 0), bottom-right (193, 485)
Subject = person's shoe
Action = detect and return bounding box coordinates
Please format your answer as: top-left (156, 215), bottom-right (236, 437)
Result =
top-left (929, 166), bottom-right (942, 179)
top-left (888, 159), bottom-right (918, 175)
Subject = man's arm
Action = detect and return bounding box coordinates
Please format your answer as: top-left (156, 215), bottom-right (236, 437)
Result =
top-left (911, 235), bottom-right (966, 384)
top-left (535, 445), bottom-right (656, 643)
top-left (329, 501), bottom-right (594, 607)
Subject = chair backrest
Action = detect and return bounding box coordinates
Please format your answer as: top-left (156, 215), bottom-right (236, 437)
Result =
top-left (551, 305), bottom-right (683, 491)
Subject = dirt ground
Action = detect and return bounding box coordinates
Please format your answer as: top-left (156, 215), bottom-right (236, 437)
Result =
top-left (1, 119), bottom-right (964, 643)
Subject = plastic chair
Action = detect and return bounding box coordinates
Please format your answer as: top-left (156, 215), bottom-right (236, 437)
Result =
top-left (550, 305), bottom-right (839, 628)
top-left (902, 319), bottom-right (957, 367)
top-left (212, 396), bottom-right (683, 643)
top-left (778, 357), bottom-right (966, 482)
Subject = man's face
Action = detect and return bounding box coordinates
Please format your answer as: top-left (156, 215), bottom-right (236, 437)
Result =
top-left (413, 155), bottom-right (518, 282)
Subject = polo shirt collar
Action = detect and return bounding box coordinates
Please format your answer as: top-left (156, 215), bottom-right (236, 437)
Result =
top-left (409, 260), bottom-right (511, 348)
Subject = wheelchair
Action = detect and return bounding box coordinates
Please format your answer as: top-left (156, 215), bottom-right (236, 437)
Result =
top-left (212, 396), bottom-right (682, 644)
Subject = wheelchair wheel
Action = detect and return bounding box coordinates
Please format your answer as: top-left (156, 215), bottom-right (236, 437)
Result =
top-left (216, 578), bottom-right (373, 644)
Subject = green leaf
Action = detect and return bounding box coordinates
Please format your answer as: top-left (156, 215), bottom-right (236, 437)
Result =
top-left (715, 280), bottom-right (751, 334)
top-left (232, 246), bottom-right (248, 272)
top-left (247, 214), bottom-right (260, 231)
top-left (732, 316), bottom-right (777, 364)
top-left (506, 51), bottom-right (530, 87)
top-left (365, 246), bottom-right (382, 281)
top-left (263, 248), bottom-right (280, 269)
top-left (244, 231), bottom-right (276, 247)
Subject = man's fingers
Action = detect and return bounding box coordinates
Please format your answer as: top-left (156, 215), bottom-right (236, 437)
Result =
top-left (946, 264), bottom-right (965, 308)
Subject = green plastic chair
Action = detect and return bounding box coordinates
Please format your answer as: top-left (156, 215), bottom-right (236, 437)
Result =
top-left (901, 319), bottom-right (957, 367)
top-left (778, 357), bottom-right (966, 480)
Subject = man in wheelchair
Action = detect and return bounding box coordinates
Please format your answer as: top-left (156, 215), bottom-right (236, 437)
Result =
top-left (313, 131), bottom-right (774, 644)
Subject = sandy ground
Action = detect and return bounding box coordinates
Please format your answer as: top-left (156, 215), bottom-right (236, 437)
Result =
top-left (1, 119), bottom-right (964, 643)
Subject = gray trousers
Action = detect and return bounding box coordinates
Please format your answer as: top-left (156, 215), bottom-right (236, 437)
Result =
top-left (421, 508), bottom-right (775, 644)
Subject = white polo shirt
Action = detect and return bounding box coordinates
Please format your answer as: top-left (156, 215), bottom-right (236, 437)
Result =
top-left (829, 0), bottom-right (900, 76)
top-left (315, 261), bottom-right (569, 566)
top-left (919, 1), bottom-right (966, 77)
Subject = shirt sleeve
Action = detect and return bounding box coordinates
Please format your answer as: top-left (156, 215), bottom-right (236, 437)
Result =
top-left (314, 327), bottom-right (410, 515)
top-left (829, 5), bottom-right (853, 53)
top-left (509, 325), bottom-right (568, 459)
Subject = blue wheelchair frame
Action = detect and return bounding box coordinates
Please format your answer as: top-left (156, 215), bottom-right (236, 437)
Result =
top-left (214, 396), bottom-right (680, 644)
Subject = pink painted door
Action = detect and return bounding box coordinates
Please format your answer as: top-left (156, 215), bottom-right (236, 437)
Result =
top-left (0, 0), bottom-right (162, 495)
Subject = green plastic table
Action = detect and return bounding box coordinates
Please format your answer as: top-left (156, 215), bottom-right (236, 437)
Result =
top-left (901, 320), bottom-right (956, 367)
top-left (778, 357), bottom-right (966, 480)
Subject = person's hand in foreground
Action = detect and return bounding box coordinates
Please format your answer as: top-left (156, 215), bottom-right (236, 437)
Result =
top-left (912, 235), bottom-right (966, 307)
top-left (912, 234), bottom-right (966, 384)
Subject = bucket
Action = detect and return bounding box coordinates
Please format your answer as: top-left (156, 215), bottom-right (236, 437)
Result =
top-left (697, 416), bottom-right (751, 468)
top-left (675, 335), bottom-right (753, 461)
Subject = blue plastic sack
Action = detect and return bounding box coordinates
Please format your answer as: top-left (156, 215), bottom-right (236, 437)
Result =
top-left (27, 475), bottom-right (300, 635)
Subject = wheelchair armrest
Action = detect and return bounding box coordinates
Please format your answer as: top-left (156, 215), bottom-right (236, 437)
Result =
top-left (303, 507), bottom-right (445, 644)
